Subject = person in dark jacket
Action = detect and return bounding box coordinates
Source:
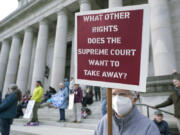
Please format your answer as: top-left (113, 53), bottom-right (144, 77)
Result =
top-left (0, 84), bottom-right (22, 135)
top-left (153, 111), bottom-right (171, 135)
top-left (82, 87), bottom-right (93, 107)
top-left (153, 76), bottom-right (180, 133)
top-left (42, 86), bottom-right (56, 103)
top-left (72, 84), bottom-right (83, 123)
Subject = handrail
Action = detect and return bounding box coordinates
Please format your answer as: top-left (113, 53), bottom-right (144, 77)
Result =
top-left (136, 103), bottom-right (175, 118)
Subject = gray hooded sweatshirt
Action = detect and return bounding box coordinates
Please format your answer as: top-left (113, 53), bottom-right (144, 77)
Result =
top-left (94, 106), bottom-right (160, 135)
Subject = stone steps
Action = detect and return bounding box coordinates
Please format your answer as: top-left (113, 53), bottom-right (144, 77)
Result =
top-left (11, 101), bottom-right (101, 134)
top-left (11, 101), bottom-right (180, 135)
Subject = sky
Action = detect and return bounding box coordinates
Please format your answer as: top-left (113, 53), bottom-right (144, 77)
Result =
top-left (0, 0), bottom-right (18, 21)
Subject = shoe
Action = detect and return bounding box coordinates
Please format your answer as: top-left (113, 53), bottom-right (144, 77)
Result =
top-left (76, 121), bottom-right (81, 123)
top-left (25, 122), bottom-right (39, 126)
top-left (56, 120), bottom-right (61, 122)
top-left (32, 122), bottom-right (39, 126)
top-left (72, 120), bottom-right (77, 123)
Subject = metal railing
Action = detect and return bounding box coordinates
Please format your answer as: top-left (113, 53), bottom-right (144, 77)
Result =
top-left (135, 104), bottom-right (179, 134)
top-left (136, 103), bottom-right (175, 118)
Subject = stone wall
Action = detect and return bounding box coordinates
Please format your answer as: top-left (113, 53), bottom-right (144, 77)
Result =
top-left (169, 0), bottom-right (180, 72)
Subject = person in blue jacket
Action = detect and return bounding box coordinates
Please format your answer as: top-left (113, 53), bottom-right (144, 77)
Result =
top-left (57, 83), bottom-right (68, 122)
top-left (0, 84), bottom-right (22, 135)
top-left (153, 111), bottom-right (171, 135)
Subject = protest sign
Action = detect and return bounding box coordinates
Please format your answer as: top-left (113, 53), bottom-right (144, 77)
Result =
top-left (75, 4), bottom-right (150, 92)
top-left (23, 100), bottom-right (35, 119)
top-left (68, 94), bottom-right (74, 110)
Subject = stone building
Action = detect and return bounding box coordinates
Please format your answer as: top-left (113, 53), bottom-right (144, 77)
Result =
top-left (0, 0), bottom-right (180, 98)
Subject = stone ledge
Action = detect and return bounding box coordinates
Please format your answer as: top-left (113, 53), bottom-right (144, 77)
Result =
top-left (146, 75), bottom-right (176, 93)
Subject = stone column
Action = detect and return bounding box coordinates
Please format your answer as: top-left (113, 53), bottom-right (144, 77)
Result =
top-left (70, 0), bottom-right (91, 77)
top-left (50, 10), bottom-right (68, 90)
top-left (3, 35), bottom-right (21, 97)
top-left (31, 19), bottom-right (49, 92)
top-left (16, 27), bottom-right (33, 94)
top-left (0, 40), bottom-right (10, 91)
top-left (109, 0), bottom-right (122, 8)
top-left (149, 0), bottom-right (176, 75)
top-left (79, 0), bottom-right (91, 11)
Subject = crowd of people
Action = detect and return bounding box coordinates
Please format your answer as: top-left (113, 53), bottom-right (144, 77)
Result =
top-left (1, 74), bottom-right (180, 135)
top-left (19, 78), bottom-right (106, 126)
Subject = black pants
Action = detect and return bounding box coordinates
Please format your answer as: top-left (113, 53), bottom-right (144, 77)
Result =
top-left (16, 104), bottom-right (24, 118)
top-left (82, 97), bottom-right (93, 107)
top-left (95, 90), bottom-right (101, 101)
top-left (59, 109), bottom-right (65, 121)
top-left (0, 118), bottom-right (13, 135)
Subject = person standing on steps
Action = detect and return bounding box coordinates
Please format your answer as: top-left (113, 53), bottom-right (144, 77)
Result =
top-left (27, 81), bottom-right (43, 126)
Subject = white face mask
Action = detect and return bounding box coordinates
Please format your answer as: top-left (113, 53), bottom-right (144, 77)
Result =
top-left (112, 95), bottom-right (133, 116)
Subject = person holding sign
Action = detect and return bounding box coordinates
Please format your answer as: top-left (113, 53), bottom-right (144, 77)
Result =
top-left (94, 89), bottom-right (160, 135)
top-left (0, 84), bottom-right (22, 135)
top-left (27, 81), bottom-right (43, 126)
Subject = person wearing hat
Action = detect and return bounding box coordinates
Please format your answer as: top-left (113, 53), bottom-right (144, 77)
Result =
top-left (153, 75), bottom-right (180, 133)
top-left (153, 111), bottom-right (171, 135)
top-left (0, 84), bottom-right (22, 135)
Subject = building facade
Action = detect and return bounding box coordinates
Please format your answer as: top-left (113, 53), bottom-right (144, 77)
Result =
top-left (0, 0), bottom-right (180, 96)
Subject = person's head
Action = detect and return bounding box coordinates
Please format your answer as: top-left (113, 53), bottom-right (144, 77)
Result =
top-left (173, 78), bottom-right (180, 88)
top-left (74, 84), bottom-right (79, 90)
top-left (112, 89), bottom-right (138, 118)
top-left (8, 84), bottom-right (22, 101)
top-left (48, 86), bottom-right (52, 91)
top-left (8, 84), bottom-right (18, 94)
top-left (64, 78), bottom-right (68, 82)
top-left (70, 77), bottom-right (73, 81)
top-left (172, 71), bottom-right (180, 88)
top-left (59, 83), bottom-right (65, 89)
top-left (36, 81), bottom-right (42, 87)
top-left (154, 111), bottom-right (163, 123)
top-left (14, 89), bottom-right (22, 101)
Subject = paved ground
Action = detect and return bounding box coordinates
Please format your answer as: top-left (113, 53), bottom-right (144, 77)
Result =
top-left (11, 124), bottom-right (94, 135)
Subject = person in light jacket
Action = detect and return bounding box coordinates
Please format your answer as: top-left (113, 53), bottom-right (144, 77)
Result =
top-left (57, 83), bottom-right (68, 122)
top-left (94, 89), bottom-right (160, 135)
top-left (27, 81), bottom-right (43, 125)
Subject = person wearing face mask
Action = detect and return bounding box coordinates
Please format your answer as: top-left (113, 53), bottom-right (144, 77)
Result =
top-left (94, 89), bottom-right (160, 135)
top-left (153, 75), bottom-right (180, 133)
